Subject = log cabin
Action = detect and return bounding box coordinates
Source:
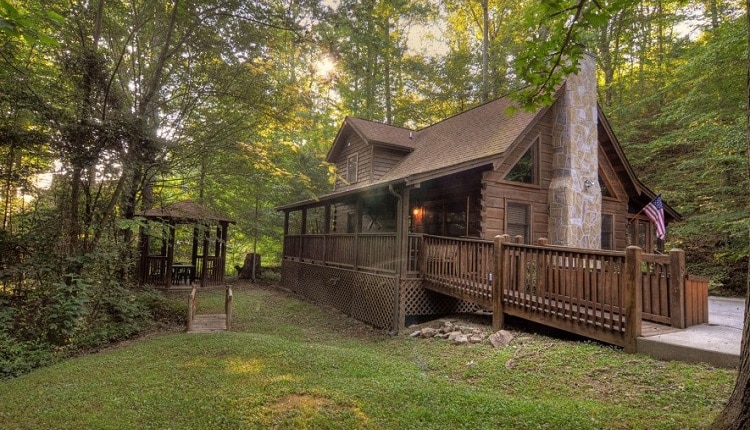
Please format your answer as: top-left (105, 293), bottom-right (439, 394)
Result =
top-left (278, 54), bottom-right (682, 334)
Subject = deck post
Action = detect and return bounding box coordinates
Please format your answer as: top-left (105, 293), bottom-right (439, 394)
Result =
top-left (493, 235), bottom-right (509, 331)
top-left (669, 249), bottom-right (686, 329)
top-left (623, 246), bottom-right (642, 353)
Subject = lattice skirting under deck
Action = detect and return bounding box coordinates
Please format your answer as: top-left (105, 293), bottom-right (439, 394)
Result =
top-left (399, 279), bottom-right (484, 319)
top-left (282, 261), bottom-right (398, 331)
top-left (282, 261), bottom-right (486, 332)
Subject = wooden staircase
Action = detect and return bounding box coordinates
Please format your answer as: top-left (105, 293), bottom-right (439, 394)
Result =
top-left (187, 285), bottom-right (233, 333)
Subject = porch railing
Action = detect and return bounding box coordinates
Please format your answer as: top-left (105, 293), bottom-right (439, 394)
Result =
top-left (284, 233), bottom-right (398, 274)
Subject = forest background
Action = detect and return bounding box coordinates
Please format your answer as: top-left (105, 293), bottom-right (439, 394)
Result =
top-left (0, 0), bottom-right (747, 376)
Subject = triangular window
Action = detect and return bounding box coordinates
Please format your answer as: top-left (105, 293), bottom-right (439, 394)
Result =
top-left (505, 145), bottom-right (536, 184)
top-left (598, 170), bottom-right (613, 197)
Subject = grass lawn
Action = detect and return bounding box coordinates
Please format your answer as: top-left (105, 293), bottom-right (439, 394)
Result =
top-left (0, 281), bottom-right (736, 429)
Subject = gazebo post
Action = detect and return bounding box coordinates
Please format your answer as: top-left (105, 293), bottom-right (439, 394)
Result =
top-left (138, 225), bottom-right (149, 284)
top-left (166, 223), bottom-right (176, 289)
top-left (220, 221), bottom-right (228, 281)
top-left (200, 224), bottom-right (209, 288)
top-left (191, 226), bottom-right (199, 284)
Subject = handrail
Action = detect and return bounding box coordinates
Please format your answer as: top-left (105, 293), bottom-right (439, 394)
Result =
top-left (187, 286), bottom-right (197, 332)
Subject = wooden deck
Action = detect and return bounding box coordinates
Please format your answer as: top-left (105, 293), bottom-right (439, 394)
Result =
top-left (421, 235), bottom-right (709, 351)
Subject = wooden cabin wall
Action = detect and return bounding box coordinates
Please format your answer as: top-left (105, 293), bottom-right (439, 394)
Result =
top-left (598, 146), bottom-right (629, 250)
top-left (334, 134), bottom-right (371, 189)
top-left (372, 147), bottom-right (409, 180)
top-left (480, 110), bottom-right (554, 241)
top-left (480, 108), bottom-right (633, 249)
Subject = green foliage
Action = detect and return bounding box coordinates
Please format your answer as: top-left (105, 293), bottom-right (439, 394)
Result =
top-left (0, 332), bottom-right (53, 378)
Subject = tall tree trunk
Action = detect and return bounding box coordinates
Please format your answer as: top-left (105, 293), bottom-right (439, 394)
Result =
top-left (481, 0), bottom-right (489, 103)
top-left (711, 3), bottom-right (750, 428)
top-left (384, 14), bottom-right (392, 124)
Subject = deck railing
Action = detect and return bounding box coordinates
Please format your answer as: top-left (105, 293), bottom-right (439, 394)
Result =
top-left (493, 237), bottom-right (639, 351)
top-left (420, 235), bottom-right (494, 307)
top-left (284, 233), bottom-right (398, 274)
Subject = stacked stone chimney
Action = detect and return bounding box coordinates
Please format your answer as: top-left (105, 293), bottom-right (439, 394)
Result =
top-left (548, 53), bottom-right (601, 249)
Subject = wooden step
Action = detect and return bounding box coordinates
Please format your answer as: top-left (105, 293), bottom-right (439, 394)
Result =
top-left (188, 314), bottom-right (228, 333)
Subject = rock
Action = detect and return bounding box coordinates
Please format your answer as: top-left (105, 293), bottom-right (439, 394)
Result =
top-left (489, 330), bottom-right (514, 348)
top-left (410, 330), bottom-right (422, 338)
top-left (447, 331), bottom-right (462, 341)
top-left (454, 334), bottom-right (469, 345)
top-left (421, 327), bottom-right (438, 338)
top-left (469, 335), bottom-right (484, 344)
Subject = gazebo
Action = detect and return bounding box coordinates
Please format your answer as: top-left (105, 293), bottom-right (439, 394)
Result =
top-left (137, 200), bottom-right (235, 288)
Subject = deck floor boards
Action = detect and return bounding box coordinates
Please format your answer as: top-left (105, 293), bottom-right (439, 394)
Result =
top-left (188, 314), bottom-right (228, 333)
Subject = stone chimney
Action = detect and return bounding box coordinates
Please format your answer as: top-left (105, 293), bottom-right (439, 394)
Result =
top-left (548, 53), bottom-right (601, 249)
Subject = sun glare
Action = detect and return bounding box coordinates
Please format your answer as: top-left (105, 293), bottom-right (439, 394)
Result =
top-left (314, 56), bottom-right (336, 79)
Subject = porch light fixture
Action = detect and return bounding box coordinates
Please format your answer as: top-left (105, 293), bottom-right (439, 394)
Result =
top-left (584, 179), bottom-right (594, 189)
top-left (413, 207), bottom-right (422, 216)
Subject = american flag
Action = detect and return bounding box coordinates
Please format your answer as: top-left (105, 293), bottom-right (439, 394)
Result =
top-left (643, 195), bottom-right (666, 240)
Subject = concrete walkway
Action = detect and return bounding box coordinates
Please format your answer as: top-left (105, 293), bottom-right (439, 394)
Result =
top-left (637, 297), bottom-right (745, 368)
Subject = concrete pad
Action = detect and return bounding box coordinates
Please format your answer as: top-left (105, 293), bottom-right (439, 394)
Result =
top-left (636, 296), bottom-right (745, 368)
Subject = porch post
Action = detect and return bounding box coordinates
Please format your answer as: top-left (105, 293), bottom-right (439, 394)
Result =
top-left (623, 246), bottom-right (643, 353)
top-left (354, 197), bottom-right (362, 270)
top-left (492, 234), bottom-right (509, 331)
top-left (324, 204), bottom-right (331, 265)
top-left (399, 187), bottom-right (411, 276)
top-left (669, 249), bottom-right (686, 329)
top-left (299, 208), bottom-right (307, 260)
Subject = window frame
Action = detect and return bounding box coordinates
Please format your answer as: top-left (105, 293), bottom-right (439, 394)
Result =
top-left (503, 136), bottom-right (540, 186)
top-left (346, 153), bottom-right (358, 184)
top-left (505, 201), bottom-right (531, 244)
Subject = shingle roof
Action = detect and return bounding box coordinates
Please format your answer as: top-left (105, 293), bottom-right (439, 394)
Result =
top-left (346, 117), bottom-right (417, 150)
top-left (379, 97), bottom-right (541, 182)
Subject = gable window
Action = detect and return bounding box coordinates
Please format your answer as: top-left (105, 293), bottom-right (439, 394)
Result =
top-left (599, 172), bottom-right (613, 197)
top-left (506, 202), bottom-right (530, 243)
top-left (601, 214), bottom-right (613, 250)
top-left (346, 154), bottom-right (358, 184)
top-left (505, 143), bottom-right (537, 184)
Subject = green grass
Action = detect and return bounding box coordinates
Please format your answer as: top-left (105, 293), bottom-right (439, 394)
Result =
top-left (0, 282), bottom-right (736, 429)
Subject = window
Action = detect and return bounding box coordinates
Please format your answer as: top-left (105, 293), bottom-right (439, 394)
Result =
top-left (598, 173), bottom-right (612, 197)
top-left (346, 154), bottom-right (358, 184)
top-left (601, 214), bottom-right (613, 250)
top-left (506, 202), bottom-right (530, 243)
top-left (505, 144), bottom-right (536, 184)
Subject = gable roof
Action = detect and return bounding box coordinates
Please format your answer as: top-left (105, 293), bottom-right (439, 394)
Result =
top-left (380, 97), bottom-right (541, 184)
top-left (326, 117), bottom-right (417, 162)
top-left (283, 88), bottom-right (678, 221)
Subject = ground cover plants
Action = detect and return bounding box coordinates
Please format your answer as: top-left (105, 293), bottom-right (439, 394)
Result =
top-left (0, 281), bottom-right (736, 429)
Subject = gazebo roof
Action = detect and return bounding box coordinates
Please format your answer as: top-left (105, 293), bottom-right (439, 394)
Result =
top-left (139, 200), bottom-right (235, 224)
